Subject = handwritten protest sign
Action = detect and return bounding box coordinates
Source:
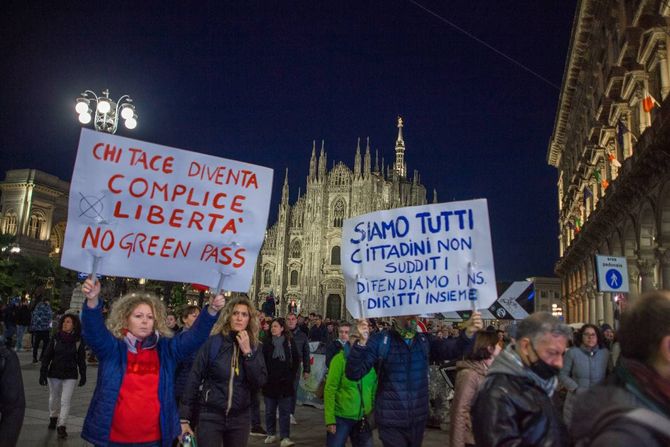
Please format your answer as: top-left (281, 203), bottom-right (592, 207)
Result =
top-left (61, 128), bottom-right (273, 292)
top-left (342, 199), bottom-right (496, 318)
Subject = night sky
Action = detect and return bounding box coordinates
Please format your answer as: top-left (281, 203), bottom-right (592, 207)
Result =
top-left (0, 1), bottom-right (576, 281)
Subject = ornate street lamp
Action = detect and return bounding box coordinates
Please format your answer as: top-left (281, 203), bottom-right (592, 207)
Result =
top-left (75, 89), bottom-right (137, 134)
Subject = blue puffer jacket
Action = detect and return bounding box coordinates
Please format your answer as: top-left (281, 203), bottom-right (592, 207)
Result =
top-left (80, 300), bottom-right (218, 447)
top-left (345, 330), bottom-right (473, 428)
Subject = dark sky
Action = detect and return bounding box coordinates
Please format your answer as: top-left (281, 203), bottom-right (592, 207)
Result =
top-left (0, 0), bottom-right (576, 281)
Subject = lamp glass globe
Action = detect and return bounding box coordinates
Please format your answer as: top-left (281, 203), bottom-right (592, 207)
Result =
top-left (125, 117), bottom-right (137, 129)
top-left (79, 112), bottom-right (92, 124)
top-left (120, 106), bottom-right (134, 120)
top-left (97, 100), bottom-right (111, 114)
top-left (75, 101), bottom-right (89, 114)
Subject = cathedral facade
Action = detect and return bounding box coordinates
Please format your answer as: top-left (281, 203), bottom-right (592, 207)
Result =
top-left (249, 118), bottom-right (431, 319)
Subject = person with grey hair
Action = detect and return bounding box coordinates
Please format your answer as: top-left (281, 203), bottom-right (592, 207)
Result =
top-left (471, 312), bottom-right (570, 446)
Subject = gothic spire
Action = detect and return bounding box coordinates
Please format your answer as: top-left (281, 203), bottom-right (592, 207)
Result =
top-left (364, 136), bottom-right (371, 177)
top-left (309, 140), bottom-right (317, 182)
top-left (374, 149), bottom-right (379, 173)
top-left (281, 168), bottom-right (289, 204)
top-left (354, 137), bottom-right (362, 178)
top-left (433, 188), bottom-right (438, 204)
top-left (394, 116), bottom-right (406, 178)
top-left (318, 140), bottom-right (327, 181)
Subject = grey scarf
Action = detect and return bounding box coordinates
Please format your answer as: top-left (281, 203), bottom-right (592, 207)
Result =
top-left (488, 344), bottom-right (558, 397)
top-left (272, 335), bottom-right (286, 361)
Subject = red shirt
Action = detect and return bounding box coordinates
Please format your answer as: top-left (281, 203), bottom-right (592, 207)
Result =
top-left (110, 346), bottom-right (161, 443)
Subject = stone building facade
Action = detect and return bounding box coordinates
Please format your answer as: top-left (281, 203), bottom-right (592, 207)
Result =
top-left (0, 169), bottom-right (69, 257)
top-left (249, 118), bottom-right (430, 319)
top-left (548, 0), bottom-right (670, 324)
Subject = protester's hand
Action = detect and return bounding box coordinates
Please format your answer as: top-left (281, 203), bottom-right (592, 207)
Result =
top-left (208, 293), bottom-right (226, 314)
top-left (357, 319), bottom-right (370, 346)
top-left (81, 278), bottom-right (100, 307)
top-left (79, 377), bottom-right (86, 387)
top-left (464, 311), bottom-right (483, 337)
top-left (326, 424), bottom-right (336, 434)
top-left (236, 330), bottom-right (251, 355)
top-left (39, 375), bottom-right (47, 386)
top-left (303, 372), bottom-right (310, 380)
top-left (181, 422), bottom-right (194, 438)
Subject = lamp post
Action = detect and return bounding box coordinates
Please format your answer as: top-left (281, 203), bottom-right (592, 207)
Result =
top-left (75, 89), bottom-right (137, 134)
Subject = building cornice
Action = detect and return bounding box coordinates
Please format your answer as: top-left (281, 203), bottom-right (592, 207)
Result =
top-left (547, 0), bottom-right (595, 167)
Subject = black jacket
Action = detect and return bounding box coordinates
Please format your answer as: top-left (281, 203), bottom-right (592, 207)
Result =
top-left (41, 332), bottom-right (86, 381)
top-left (180, 334), bottom-right (266, 420)
top-left (262, 337), bottom-right (299, 399)
top-left (15, 306), bottom-right (31, 327)
top-left (471, 372), bottom-right (568, 447)
top-left (308, 324), bottom-right (328, 344)
top-left (291, 328), bottom-right (311, 373)
top-left (0, 345), bottom-right (25, 447)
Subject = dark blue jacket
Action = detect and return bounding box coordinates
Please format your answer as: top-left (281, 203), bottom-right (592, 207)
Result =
top-left (174, 327), bottom-right (197, 403)
top-left (80, 300), bottom-right (218, 447)
top-left (345, 329), bottom-right (473, 428)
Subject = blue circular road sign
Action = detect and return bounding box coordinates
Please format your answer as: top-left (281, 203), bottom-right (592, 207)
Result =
top-left (605, 269), bottom-right (623, 290)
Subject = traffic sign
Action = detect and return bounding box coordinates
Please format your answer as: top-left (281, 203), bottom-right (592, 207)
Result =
top-left (595, 255), bottom-right (629, 293)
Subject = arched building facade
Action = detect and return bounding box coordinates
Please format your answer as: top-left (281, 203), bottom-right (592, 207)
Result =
top-left (0, 169), bottom-right (69, 257)
top-left (548, 0), bottom-right (670, 324)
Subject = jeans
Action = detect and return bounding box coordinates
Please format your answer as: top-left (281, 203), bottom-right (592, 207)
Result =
top-left (250, 389), bottom-right (261, 427)
top-left (4, 323), bottom-right (16, 348)
top-left (290, 368), bottom-right (301, 414)
top-left (32, 330), bottom-right (50, 361)
top-left (264, 396), bottom-right (291, 439)
top-left (15, 325), bottom-right (27, 350)
top-left (326, 416), bottom-right (373, 447)
top-left (197, 410), bottom-right (250, 447)
top-left (48, 378), bottom-right (77, 426)
top-left (378, 424), bottom-right (425, 447)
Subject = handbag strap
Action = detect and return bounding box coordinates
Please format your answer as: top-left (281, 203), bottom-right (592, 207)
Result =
top-left (356, 381), bottom-right (366, 420)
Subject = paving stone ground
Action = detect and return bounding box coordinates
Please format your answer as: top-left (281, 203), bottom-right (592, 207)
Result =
top-left (16, 350), bottom-right (448, 446)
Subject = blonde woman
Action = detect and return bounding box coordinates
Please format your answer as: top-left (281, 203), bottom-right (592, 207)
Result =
top-left (180, 295), bottom-right (267, 447)
top-left (80, 279), bottom-right (225, 447)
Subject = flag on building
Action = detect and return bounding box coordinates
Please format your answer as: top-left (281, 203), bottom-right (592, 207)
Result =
top-left (608, 152), bottom-right (622, 168)
top-left (583, 186), bottom-right (593, 204)
top-left (643, 89), bottom-right (661, 113)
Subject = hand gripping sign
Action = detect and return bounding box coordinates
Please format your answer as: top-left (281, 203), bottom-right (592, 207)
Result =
top-left (61, 128), bottom-right (273, 292)
top-left (342, 199), bottom-right (497, 319)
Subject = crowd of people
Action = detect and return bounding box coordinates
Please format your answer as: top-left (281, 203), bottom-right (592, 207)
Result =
top-left (1, 285), bottom-right (670, 446)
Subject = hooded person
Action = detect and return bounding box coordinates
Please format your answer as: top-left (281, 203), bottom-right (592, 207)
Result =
top-left (471, 312), bottom-right (571, 447)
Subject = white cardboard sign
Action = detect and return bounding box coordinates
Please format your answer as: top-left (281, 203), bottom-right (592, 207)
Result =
top-left (61, 128), bottom-right (273, 292)
top-left (342, 199), bottom-right (497, 319)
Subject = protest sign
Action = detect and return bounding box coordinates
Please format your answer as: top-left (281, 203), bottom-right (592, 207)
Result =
top-left (61, 128), bottom-right (273, 292)
top-left (342, 199), bottom-right (496, 318)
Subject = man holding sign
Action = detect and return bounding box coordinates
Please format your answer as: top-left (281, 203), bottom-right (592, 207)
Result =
top-left (345, 313), bottom-right (482, 446)
top-left (342, 200), bottom-right (493, 446)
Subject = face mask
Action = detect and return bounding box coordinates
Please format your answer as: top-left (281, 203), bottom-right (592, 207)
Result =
top-left (528, 343), bottom-right (560, 380)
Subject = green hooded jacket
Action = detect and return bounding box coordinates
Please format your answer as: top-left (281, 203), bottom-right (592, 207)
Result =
top-left (324, 349), bottom-right (377, 426)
